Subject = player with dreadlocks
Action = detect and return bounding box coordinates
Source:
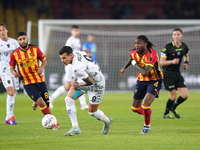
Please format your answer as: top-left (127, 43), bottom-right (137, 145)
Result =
top-left (120, 35), bottom-right (163, 134)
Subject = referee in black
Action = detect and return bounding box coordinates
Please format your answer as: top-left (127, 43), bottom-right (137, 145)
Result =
top-left (160, 28), bottom-right (189, 119)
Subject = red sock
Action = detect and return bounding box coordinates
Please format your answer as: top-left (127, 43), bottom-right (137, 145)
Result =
top-left (132, 105), bottom-right (144, 115)
top-left (142, 104), bottom-right (152, 125)
top-left (40, 105), bottom-right (52, 115)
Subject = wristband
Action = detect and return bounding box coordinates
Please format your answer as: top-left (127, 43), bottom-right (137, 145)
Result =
top-left (131, 60), bottom-right (136, 66)
top-left (184, 61), bottom-right (189, 64)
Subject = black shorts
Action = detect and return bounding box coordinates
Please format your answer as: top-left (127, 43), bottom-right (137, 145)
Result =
top-left (163, 70), bottom-right (186, 91)
top-left (24, 82), bottom-right (49, 102)
top-left (134, 80), bottom-right (162, 100)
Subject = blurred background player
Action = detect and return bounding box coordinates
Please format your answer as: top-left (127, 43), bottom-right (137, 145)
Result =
top-left (160, 28), bottom-right (189, 119)
top-left (59, 46), bottom-right (112, 136)
top-left (50, 25), bottom-right (88, 110)
top-left (0, 23), bottom-right (19, 125)
top-left (82, 34), bottom-right (98, 64)
top-left (10, 32), bottom-right (59, 130)
top-left (120, 35), bottom-right (163, 134)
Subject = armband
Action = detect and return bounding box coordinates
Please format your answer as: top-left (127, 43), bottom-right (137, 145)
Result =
top-left (131, 60), bottom-right (136, 66)
top-left (184, 61), bottom-right (189, 64)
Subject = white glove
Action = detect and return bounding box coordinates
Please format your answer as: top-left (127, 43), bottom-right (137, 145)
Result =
top-left (131, 60), bottom-right (136, 66)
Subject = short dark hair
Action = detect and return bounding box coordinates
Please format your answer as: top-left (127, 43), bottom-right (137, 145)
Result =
top-left (59, 46), bottom-right (73, 55)
top-left (0, 23), bottom-right (8, 30)
top-left (173, 28), bottom-right (182, 34)
top-left (16, 32), bottom-right (27, 39)
top-left (71, 25), bottom-right (79, 29)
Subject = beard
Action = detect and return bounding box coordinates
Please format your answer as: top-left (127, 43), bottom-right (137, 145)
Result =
top-left (137, 49), bottom-right (145, 55)
top-left (20, 43), bottom-right (28, 49)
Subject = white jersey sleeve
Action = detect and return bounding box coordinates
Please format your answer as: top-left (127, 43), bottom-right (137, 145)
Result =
top-left (0, 38), bottom-right (19, 75)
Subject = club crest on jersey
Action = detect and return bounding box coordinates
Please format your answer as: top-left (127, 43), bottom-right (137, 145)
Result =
top-left (177, 51), bottom-right (181, 55)
top-left (7, 44), bottom-right (10, 48)
top-left (30, 53), bottom-right (33, 56)
top-left (7, 80), bottom-right (11, 84)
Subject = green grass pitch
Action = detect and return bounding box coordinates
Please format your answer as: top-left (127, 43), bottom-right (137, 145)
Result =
top-left (0, 92), bottom-right (200, 150)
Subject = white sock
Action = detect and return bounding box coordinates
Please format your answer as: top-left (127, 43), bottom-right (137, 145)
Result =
top-left (65, 96), bottom-right (79, 128)
top-left (89, 109), bottom-right (109, 123)
top-left (6, 95), bottom-right (15, 120)
top-left (51, 86), bottom-right (66, 102)
top-left (79, 94), bottom-right (87, 107)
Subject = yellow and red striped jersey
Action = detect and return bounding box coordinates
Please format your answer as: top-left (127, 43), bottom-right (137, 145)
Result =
top-left (10, 45), bottom-right (46, 85)
top-left (129, 48), bottom-right (163, 81)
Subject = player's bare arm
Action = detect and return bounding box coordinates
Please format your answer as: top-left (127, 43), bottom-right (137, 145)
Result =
top-left (120, 58), bottom-right (132, 76)
top-left (10, 67), bottom-right (20, 78)
top-left (160, 56), bottom-right (179, 66)
top-left (36, 60), bottom-right (47, 75)
top-left (72, 75), bottom-right (94, 89)
top-left (133, 63), bottom-right (152, 76)
top-left (183, 54), bottom-right (189, 70)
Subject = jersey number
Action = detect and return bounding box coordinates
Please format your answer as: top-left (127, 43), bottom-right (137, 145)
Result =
top-left (154, 81), bottom-right (158, 87)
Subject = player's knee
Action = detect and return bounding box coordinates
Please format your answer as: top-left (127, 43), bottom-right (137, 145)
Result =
top-left (65, 96), bottom-right (74, 106)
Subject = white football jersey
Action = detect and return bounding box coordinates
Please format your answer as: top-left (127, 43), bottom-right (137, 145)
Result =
top-left (72, 51), bottom-right (105, 86)
top-left (65, 36), bottom-right (81, 52)
top-left (0, 38), bottom-right (19, 75)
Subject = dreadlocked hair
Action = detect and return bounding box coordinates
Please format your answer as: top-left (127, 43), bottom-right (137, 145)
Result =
top-left (137, 35), bottom-right (155, 49)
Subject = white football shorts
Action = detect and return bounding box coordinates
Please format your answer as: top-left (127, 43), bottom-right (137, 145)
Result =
top-left (79, 84), bottom-right (105, 105)
top-left (1, 74), bottom-right (19, 90)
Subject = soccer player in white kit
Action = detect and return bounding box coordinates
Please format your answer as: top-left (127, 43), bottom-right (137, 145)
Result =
top-left (50, 25), bottom-right (88, 110)
top-left (0, 23), bottom-right (19, 125)
top-left (59, 46), bottom-right (113, 136)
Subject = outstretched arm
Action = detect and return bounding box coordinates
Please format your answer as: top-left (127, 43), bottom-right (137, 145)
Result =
top-left (120, 58), bottom-right (132, 76)
top-left (10, 67), bottom-right (20, 78)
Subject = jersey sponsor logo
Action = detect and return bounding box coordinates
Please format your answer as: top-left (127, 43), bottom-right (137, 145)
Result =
top-left (175, 48), bottom-right (182, 51)
top-left (20, 61), bottom-right (36, 67)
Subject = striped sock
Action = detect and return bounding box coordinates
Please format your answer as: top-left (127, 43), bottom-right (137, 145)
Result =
top-left (40, 105), bottom-right (52, 115)
top-left (132, 105), bottom-right (144, 115)
top-left (142, 104), bottom-right (151, 125)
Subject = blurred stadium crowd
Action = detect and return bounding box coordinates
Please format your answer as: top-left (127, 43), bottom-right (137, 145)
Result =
top-left (0, 0), bottom-right (199, 41)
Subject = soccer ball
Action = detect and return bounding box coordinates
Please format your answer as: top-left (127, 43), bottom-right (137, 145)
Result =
top-left (42, 114), bottom-right (57, 129)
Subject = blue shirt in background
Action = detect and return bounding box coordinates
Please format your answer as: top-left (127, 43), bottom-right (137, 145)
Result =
top-left (82, 41), bottom-right (97, 63)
